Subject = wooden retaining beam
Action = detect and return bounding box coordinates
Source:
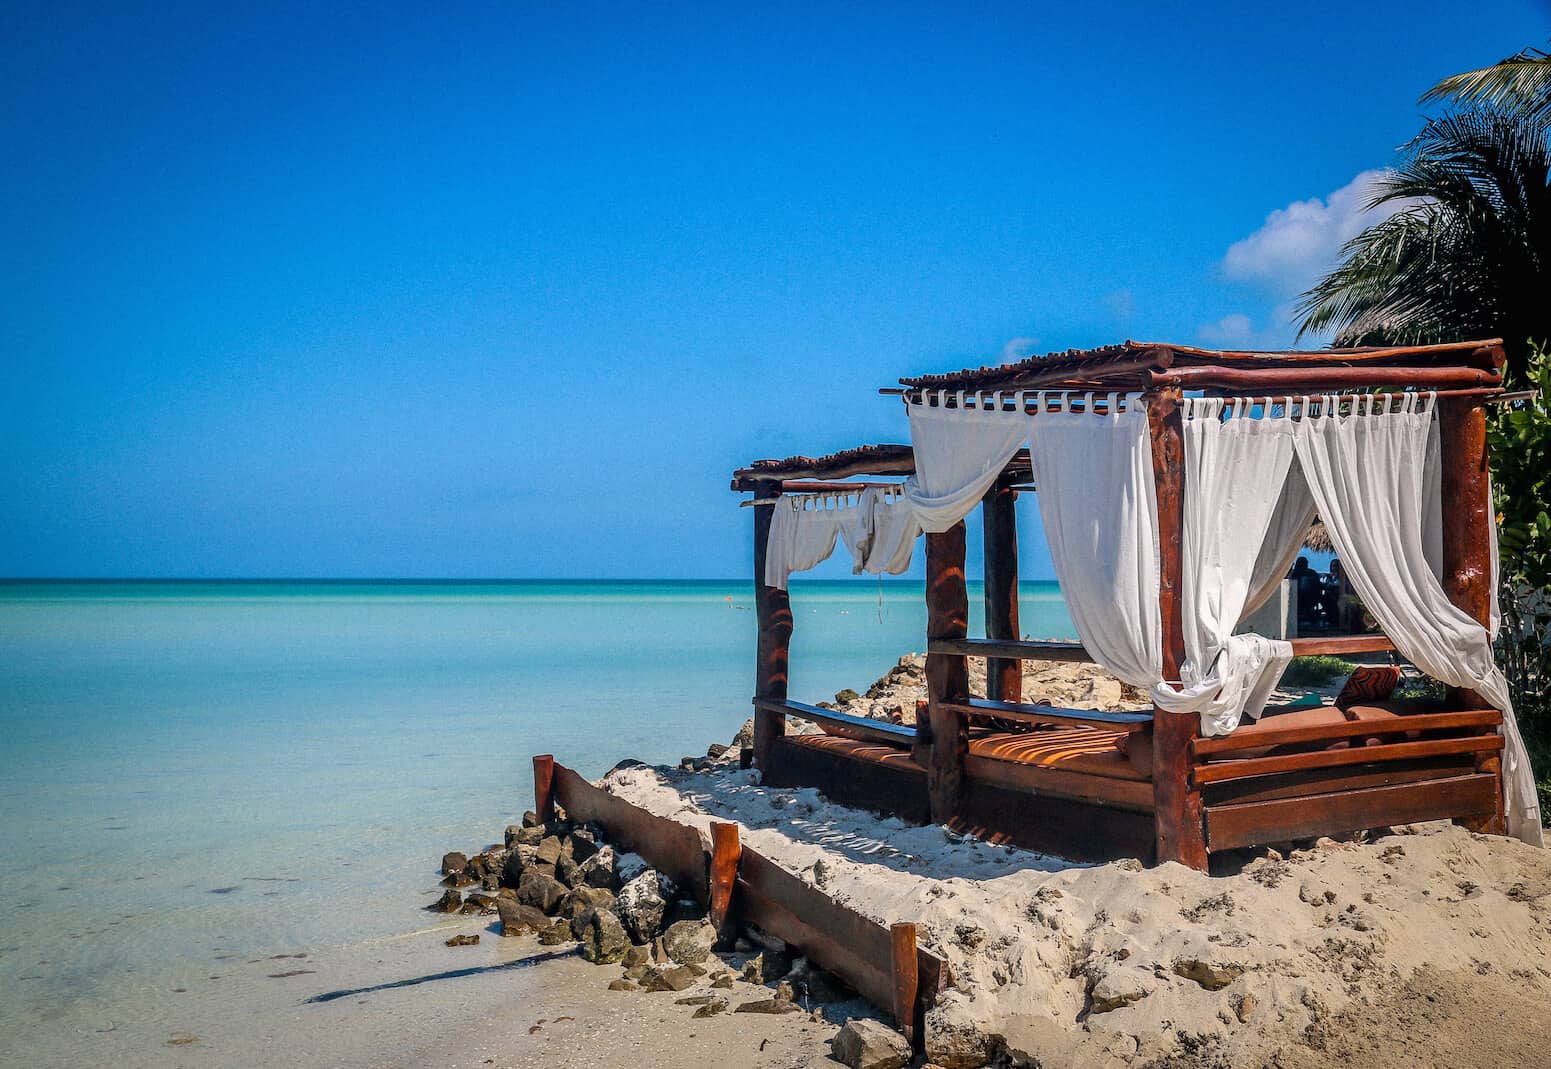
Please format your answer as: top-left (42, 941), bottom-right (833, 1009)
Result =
top-left (542, 757), bottom-right (949, 1046)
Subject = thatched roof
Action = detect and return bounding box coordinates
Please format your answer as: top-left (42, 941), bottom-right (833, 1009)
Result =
top-left (1303, 519), bottom-right (1334, 553)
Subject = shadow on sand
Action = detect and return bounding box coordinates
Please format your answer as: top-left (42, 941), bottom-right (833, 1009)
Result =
top-left (303, 948), bottom-right (576, 1004)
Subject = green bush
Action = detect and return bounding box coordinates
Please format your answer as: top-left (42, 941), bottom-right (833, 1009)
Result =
top-left (1281, 655), bottom-right (1356, 687)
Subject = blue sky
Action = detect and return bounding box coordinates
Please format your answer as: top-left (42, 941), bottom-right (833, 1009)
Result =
top-left (3, 2), bottom-right (1546, 579)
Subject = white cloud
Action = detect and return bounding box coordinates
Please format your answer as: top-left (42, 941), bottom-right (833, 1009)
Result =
top-left (1000, 336), bottom-right (1041, 363)
top-left (1104, 289), bottom-right (1135, 323)
top-left (1220, 169), bottom-right (1404, 296)
top-left (1196, 313), bottom-right (1255, 347)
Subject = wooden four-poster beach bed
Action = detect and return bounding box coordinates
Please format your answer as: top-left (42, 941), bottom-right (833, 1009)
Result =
top-left (734, 340), bottom-right (1517, 870)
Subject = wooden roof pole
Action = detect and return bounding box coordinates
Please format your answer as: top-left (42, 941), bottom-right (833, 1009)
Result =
top-left (982, 476), bottom-right (1022, 704)
top-left (1147, 387), bottom-right (1209, 870)
top-left (752, 482), bottom-right (791, 771)
top-left (1438, 396), bottom-right (1507, 836)
top-left (924, 521), bottom-right (970, 825)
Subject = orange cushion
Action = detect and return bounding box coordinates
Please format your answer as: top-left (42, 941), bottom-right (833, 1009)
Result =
top-left (969, 727), bottom-right (1145, 781)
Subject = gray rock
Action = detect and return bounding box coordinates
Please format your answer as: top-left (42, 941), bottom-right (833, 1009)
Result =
top-left (692, 1000), bottom-right (727, 1018)
top-left (441, 851), bottom-right (468, 876)
top-left (461, 892), bottom-right (498, 915)
top-left (1172, 958), bottom-right (1244, 991)
top-left (516, 871), bottom-right (567, 914)
top-left (1090, 965), bottom-right (1153, 1012)
top-left (608, 978), bottom-right (637, 991)
top-left (734, 998), bottom-right (801, 1014)
top-left (662, 919), bottom-right (717, 965)
top-left (616, 869), bottom-right (676, 943)
top-left (555, 852), bottom-right (582, 888)
top-left (497, 898), bottom-right (549, 936)
top-left (425, 889), bottom-right (461, 913)
top-left (536, 920), bottom-right (573, 945)
top-left (622, 943), bottom-right (651, 968)
top-left (535, 835), bottom-right (568, 866)
top-left (441, 870), bottom-right (477, 888)
top-left (500, 849), bottom-right (526, 888)
top-left (563, 885), bottom-right (617, 921)
top-left (639, 965), bottom-right (699, 992)
top-left (569, 827), bottom-right (600, 861)
top-left (577, 908), bottom-right (629, 965)
top-left (504, 824), bottom-right (523, 848)
top-left (575, 846), bottom-right (620, 890)
top-left (833, 1018), bottom-right (911, 1069)
top-left (521, 809), bottom-right (541, 828)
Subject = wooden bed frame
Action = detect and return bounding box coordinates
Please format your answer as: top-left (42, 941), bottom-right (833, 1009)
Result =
top-left (732, 339), bottom-right (1510, 870)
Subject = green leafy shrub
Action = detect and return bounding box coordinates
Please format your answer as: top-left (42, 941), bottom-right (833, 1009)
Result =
top-left (1281, 655), bottom-right (1356, 687)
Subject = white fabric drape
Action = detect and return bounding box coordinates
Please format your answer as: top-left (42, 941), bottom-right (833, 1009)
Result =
top-left (1290, 393), bottom-right (1541, 846)
top-left (903, 398), bottom-right (1027, 533)
top-left (1024, 397), bottom-right (1164, 688)
top-left (1150, 398), bottom-right (1296, 735)
top-left (1242, 458), bottom-right (1318, 619)
top-left (763, 493), bottom-right (873, 590)
top-left (862, 493), bottom-right (922, 575)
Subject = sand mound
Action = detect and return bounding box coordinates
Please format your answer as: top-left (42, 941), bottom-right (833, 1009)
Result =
top-left (602, 762), bottom-right (1551, 1068)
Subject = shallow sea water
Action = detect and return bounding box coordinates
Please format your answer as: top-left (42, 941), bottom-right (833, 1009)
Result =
top-left (0, 579), bottom-right (1074, 1066)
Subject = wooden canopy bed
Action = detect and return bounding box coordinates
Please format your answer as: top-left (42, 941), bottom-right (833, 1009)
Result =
top-left (732, 339), bottom-right (1522, 870)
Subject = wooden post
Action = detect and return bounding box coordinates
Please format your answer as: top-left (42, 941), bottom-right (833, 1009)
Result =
top-left (890, 921), bottom-right (921, 1049)
top-left (753, 482), bottom-right (792, 770)
top-left (925, 523), bottom-right (970, 824)
top-left (1148, 388), bottom-right (1208, 869)
top-left (1438, 397), bottom-right (1507, 834)
top-left (708, 822), bottom-right (742, 938)
top-left (983, 478), bottom-right (1022, 703)
top-left (533, 754), bottom-right (555, 825)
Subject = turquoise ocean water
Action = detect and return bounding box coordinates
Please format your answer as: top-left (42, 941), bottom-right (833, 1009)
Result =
top-left (0, 579), bottom-right (1073, 1062)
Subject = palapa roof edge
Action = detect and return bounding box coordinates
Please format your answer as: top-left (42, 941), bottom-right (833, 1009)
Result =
top-left (897, 338), bottom-right (1506, 390)
top-left (731, 443), bottom-right (915, 490)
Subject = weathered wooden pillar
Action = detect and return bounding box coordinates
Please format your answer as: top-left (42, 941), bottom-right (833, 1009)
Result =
top-left (753, 482), bottom-right (792, 770)
top-left (1148, 388), bottom-right (1207, 869)
top-left (925, 522), bottom-right (970, 824)
top-left (890, 922), bottom-right (921, 1049)
top-left (533, 754), bottom-right (555, 824)
top-left (1438, 396), bottom-right (1506, 834)
top-left (708, 822), bottom-right (742, 939)
top-left (982, 478), bottom-right (1022, 703)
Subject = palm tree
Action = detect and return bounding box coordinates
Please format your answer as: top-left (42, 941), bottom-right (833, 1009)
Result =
top-left (1295, 107), bottom-right (1550, 377)
top-left (1295, 45), bottom-right (1551, 377)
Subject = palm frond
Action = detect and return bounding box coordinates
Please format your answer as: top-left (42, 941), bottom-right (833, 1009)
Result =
top-left (1420, 47), bottom-right (1551, 123)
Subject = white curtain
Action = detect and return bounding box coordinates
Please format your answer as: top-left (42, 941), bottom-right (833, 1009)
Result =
top-left (903, 397), bottom-right (1028, 533)
top-left (763, 492), bottom-right (874, 590)
top-left (1150, 398), bottom-right (1297, 735)
top-left (861, 493), bottom-right (922, 575)
top-left (1242, 458), bottom-right (1317, 618)
top-left (1291, 393), bottom-right (1541, 846)
top-left (1024, 396), bottom-right (1164, 688)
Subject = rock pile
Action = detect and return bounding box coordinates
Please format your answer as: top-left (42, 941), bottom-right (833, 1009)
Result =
top-left (430, 806), bottom-right (913, 1066)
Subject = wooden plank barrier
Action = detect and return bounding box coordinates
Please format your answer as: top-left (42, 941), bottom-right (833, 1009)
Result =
top-left (549, 761), bottom-right (711, 904)
top-left (541, 758), bottom-right (948, 1046)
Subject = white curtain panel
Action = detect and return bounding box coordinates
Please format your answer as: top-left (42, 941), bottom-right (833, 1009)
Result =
top-left (1151, 398), bottom-right (1297, 735)
top-left (1024, 396), bottom-right (1164, 688)
top-left (861, 493), bottom-right (922, 575)
top-left (1291, 393), bottom-right (1541, 846)
top-left (1242, 456), bottom-right (1318, 618)
top-left (903, 397), bottom-right (1029, 533)
top-left (763, 493), bottom-right (873, 590)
